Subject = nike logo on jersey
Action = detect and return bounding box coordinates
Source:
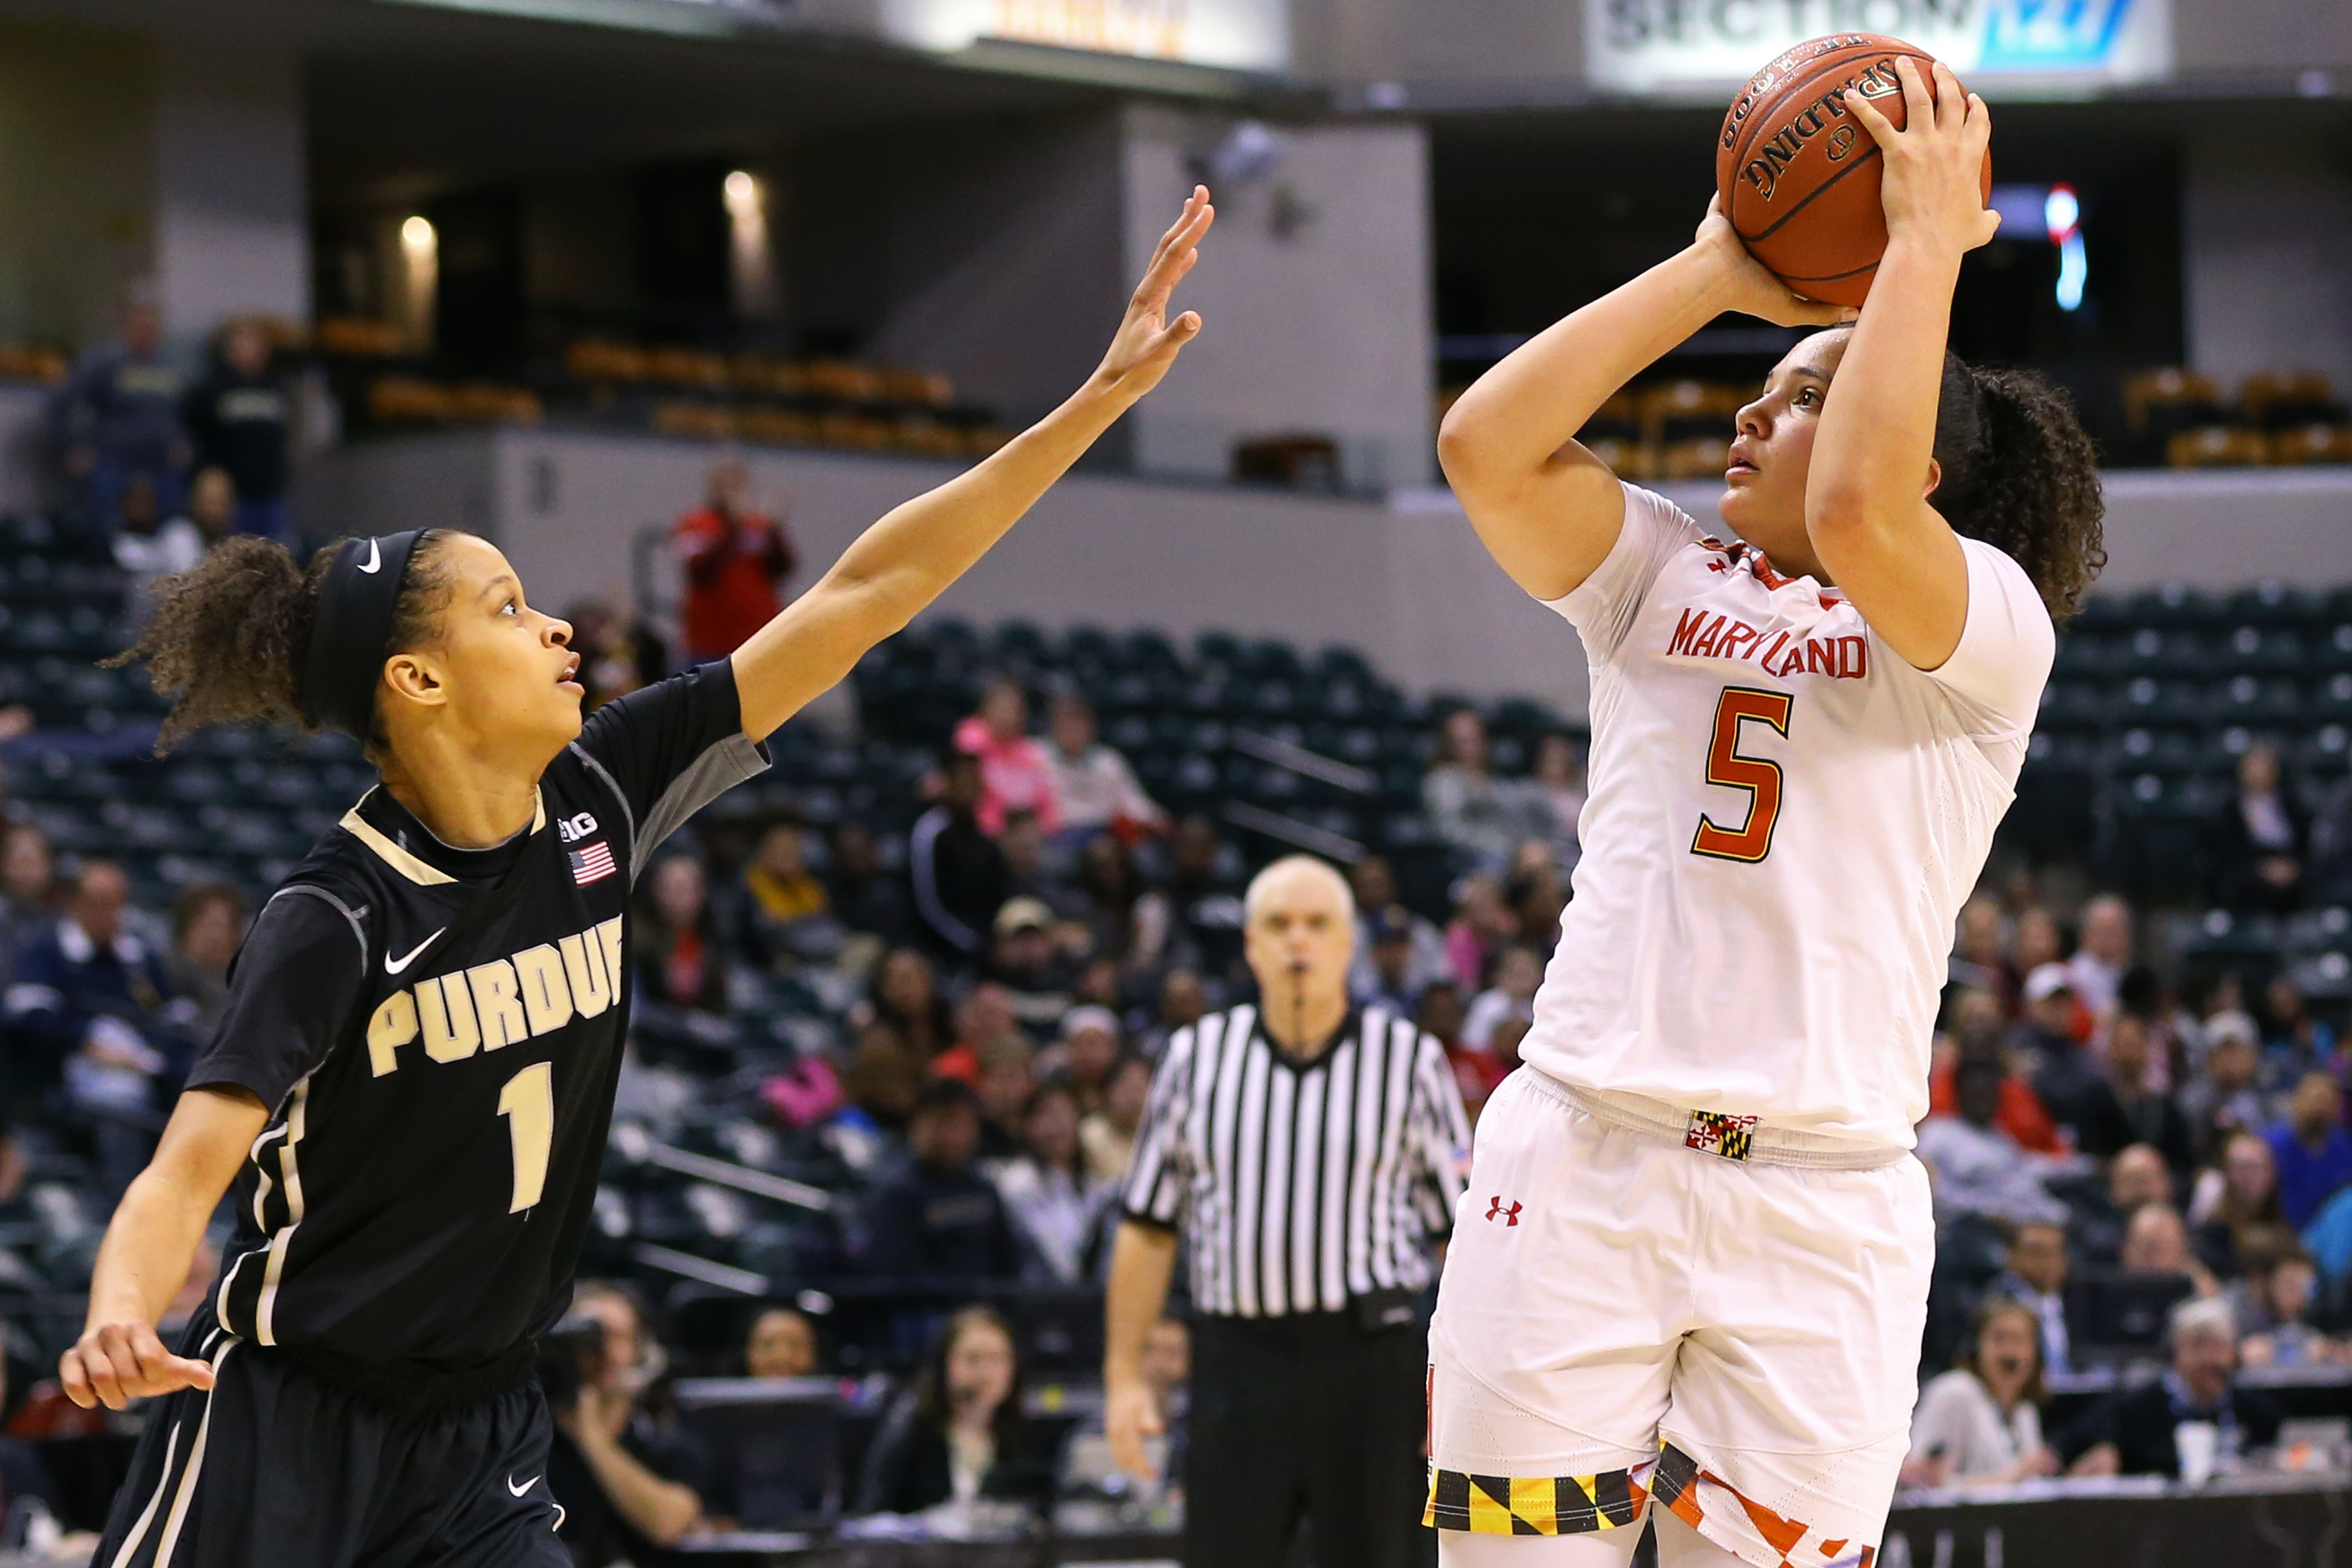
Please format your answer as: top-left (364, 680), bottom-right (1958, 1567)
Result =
top-left (384, 929), bottom-right (446, 976)
top-left (357, 538), bottom-right (383, 573)
top-left (507, 1474), bottom-right (539, 1497)
top-left (366, 915), bottom-right (624, 1078)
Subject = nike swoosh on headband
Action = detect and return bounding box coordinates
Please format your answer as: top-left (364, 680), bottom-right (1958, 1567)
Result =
top-left (357, 538), bottom-right (382, 573)
top-left (385, 928), bottom-right (447, 976)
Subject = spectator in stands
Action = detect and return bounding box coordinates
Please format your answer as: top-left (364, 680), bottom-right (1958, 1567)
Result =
top-left (745, 1305), bottom-right (819, 1380)
top-left (2180, 1015), bottom-right (2268, 1163)
top-left (115, 465), bottom-right (218, 611)
top-left (1442, 875), bottom-right (1517, 992)
top-left (2121, 1203), bottom-right (2221, 1299)
top-left (2230, 1227), bottom-right (2342, 1367)
top-left (1930, 988), bottom-right (2061, 1152)
top-left (1916, 1056), bottom-right (2069, 1228)
top-left (8, 859), bottom-right (185, 1196)
top-left (932, 983), bottom-right (1021, 1085)
top-left (729, 820), bottom-right (839, 974)
top-left (1902, 1296), bottom-right (2057, 1489)
top-left (1518, 733), bottom-right (1586, 878)
top-left (985, 898), bottom-right (1072, 1036)
top-left (1462, 943), bottom-right (1541, 1053)
top-left (2254, 973), bottom-right (2336, 1096)
top-left (2092, 1012), bottom-right (2193, 1172)
top-left (855, 1305), bottom-right (1052, 1515)
top-left (863, 946), bottom-right (952, 1063)
top-left (955, 678), bottom-right (1060, 837)
top-left (1949, 897), bottom-right (2011, 1009)
top-left (1503, 840), bottom-right (1567, 955)
top-left (2210, 740), bottom-right (2308, 914)
top-left (563, 597), bottom-right (665, 713)
top-left (973, 1035), bottom-right (1036, 1162)
top-left (1066, 1315), bottom-right (1189, 1497)
top-left (991, 1078), bottom-right (1108, 1284)
top-left (862, 1078), bottom-right (1021, 1283)
top-left (1139, 967), bottom-right (1208, 1060)
top-left (1992, 1219), bottom-right (2075, 1376)
top-left (1056, 1006), bottom-right (1122, 1118)
top-left (998, 809), bottom-right (1079, 922)
top-left (1043, 693), bottom-right (1164, 853)
top-left (2020, 965), bottom-right (2111, 1151)
top-left (1423, 709), bottom-right (1522, 877)
top-left (2189, 1131), bottom-right (2284, 1280)
top-left (829, 821), bottom-right (913, 947)
top-left (0, 1348), bottom-right (64, 1534)
top-left (50, 286), bottom-right (186, 529)
top-left (1346, 857), bottom-right (1447, 1004)
top-left (180, 320), bottom-right (291, 543)
top-left (672, 459), bottom-right (795, 664)
top-left (2267, 1071), bottom-right (2352, 1230)
top-left (1357, 906), bottom-right (1428, 1016)
top-left (832, 1027), bottom-right (923, 1173)
top-left (548, 1282), bottom-right (710, 1565)
top-left (164, 882), bottom-right (244, 1040)
top-left (1163, 817), bottom-right (1247, 996)
top-left (910, 750), bottom-right (1010, 967)
top-left (1080, 1051), bottom-right (1152, 1186)
top-left (2063, 1296), bottom-right (2285, 1479)
top-left (634, 855), bottom-right (729, 1014)
top-left (2076, 1143), bottom-right (2175, 1266)
top-left (2311, 749), bottom-right (2352, 903)
top-left (0, 826), bottom-right (56, 986)
top-left (1073, 834), bottom-right (1167, 975)
top-left (2067, 895), bottom-right (2133, 1019)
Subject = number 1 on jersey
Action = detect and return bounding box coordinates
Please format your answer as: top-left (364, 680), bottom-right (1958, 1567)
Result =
top-left (1692, 686), bottom-right (1793, 863)
top-left (498, 1061), bottom-right (554, 1213)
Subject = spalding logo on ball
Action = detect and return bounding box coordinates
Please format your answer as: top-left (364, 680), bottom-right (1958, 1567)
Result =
top-left (1716, 34), bottom-right (1993, 308)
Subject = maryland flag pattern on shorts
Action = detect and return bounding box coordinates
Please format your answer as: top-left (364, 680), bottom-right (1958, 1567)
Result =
top-left (1422, 1465), bottom-right (1648, 1535)
top-left (1650, 1443), bottom-right (1878, 1568)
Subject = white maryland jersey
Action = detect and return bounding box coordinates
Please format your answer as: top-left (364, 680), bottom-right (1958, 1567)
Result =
top-left (1523, 484), bottom-right (2055, 1152)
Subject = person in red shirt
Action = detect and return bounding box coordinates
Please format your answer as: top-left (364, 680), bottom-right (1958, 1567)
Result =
top-left (674, 459), bottom-right (796, 663)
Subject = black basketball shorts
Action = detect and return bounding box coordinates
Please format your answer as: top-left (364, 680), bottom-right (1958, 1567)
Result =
top-left (93, 1321), bottom-right (572, 1568)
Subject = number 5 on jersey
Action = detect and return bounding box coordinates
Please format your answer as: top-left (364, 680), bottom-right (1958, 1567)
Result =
top-left (1692, 686), bottom-right (1792, 864)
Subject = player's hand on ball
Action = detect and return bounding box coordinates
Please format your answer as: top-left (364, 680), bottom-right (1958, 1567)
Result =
top-left (1104, 1374), bottom-right (1165, 1483)
top-left (60, 1319), bottom-right (215, 1410)
top-left (1693, 196), bottom-right (1857, 328)
top-left (1091, 186), bottom-right (1214, 403)
top-left (1843, 57), bottom-right (1999, 257)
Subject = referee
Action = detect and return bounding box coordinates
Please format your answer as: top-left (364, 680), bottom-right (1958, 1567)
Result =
top-left (1104, 855), bottom-right (1471, 1568)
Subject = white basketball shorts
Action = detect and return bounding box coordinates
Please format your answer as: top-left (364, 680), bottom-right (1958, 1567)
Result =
top-left (1426, 1068), bottom-right (1934, 1568)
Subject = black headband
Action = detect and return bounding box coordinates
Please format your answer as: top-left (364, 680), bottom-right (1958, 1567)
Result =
top-left (300, 531), bottom-right (422, 740)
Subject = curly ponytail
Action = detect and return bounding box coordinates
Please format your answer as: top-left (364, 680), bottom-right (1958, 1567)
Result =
top-left (1927, 356), bottom-right (2107, 623)
top-left (109, 530), bottom-right (459, 753)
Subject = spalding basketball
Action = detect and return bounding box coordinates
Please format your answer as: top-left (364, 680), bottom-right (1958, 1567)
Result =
top-left (1716, 34), bottom-right (1992, 307)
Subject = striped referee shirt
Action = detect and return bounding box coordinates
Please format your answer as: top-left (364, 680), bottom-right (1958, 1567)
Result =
top-left (1122, 1004), bottom-right (1472, 1318)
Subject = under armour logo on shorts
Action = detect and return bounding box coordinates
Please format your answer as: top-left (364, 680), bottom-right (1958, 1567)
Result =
top-left (1685, 1111), bottom-right (1758, 1161)
top-left (1485, 1196), bottom-right (1522, 1226)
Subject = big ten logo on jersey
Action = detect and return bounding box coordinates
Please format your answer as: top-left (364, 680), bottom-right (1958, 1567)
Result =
top-left (365, 915), bottom-right (622, 1076)
top-left (1666, 608), bottom-right (1867, 682)
top-left (556, 811), bottom-right (598, 844)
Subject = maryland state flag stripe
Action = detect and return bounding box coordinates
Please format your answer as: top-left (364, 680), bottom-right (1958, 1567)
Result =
top-left (1423, 1466), bottom-right (1648, 1535)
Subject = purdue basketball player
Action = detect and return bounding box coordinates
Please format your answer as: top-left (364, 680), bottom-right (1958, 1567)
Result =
top-left (66, 190), bottom-right (1214, 1568)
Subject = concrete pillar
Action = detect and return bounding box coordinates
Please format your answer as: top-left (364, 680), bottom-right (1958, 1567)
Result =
top-left (2182, 129), bottom-right (2352, 401)
top-left (153, 39), bottom-right (308, 346)
top-left (1118, 105), bottom-right (1435, 489)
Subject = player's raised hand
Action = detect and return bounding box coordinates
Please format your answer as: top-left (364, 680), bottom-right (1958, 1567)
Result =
top-left (1091, 185), bottom-right (1214, 404)
top-left (61, 1317), bottom-right (215, 1411)
top-left (1843, 56), bottom-right (1999, 258)
top-left (1693, 195), bottom-right (1858, 328)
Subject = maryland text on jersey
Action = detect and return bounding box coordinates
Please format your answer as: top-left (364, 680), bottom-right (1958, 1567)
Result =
top-left (364, 916), bottom-right (624, 1076)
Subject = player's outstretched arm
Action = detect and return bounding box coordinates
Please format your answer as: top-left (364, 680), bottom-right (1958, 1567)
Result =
top-left (728, 188), bottom-right (1215, 740)
top-left (1438, 201), bottom-right (1849, 603)
top-left (1805, 57), bottom-right (1999, 671)
top-left (62, 1086), bottom-right (269, 1409)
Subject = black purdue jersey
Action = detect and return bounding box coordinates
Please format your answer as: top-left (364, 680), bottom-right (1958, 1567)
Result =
top-left (185, 663), bottom-right (767, 1369)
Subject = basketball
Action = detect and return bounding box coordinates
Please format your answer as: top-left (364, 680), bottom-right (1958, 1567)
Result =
top-left (1716, 33), bottom-right (1992, 307)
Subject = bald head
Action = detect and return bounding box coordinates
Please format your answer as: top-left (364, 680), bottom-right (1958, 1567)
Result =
top-left (1243, 856), bottom-right (1357, 1019)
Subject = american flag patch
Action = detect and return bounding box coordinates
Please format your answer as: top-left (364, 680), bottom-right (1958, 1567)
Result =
top-left (568, 841), bottom-right (617, 885)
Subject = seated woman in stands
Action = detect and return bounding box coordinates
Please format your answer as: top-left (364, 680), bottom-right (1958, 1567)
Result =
top-left (1900, 1296), bottom-right (2059, 1490)
top-left (855, 1305), bottom-right (1054, 1516)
